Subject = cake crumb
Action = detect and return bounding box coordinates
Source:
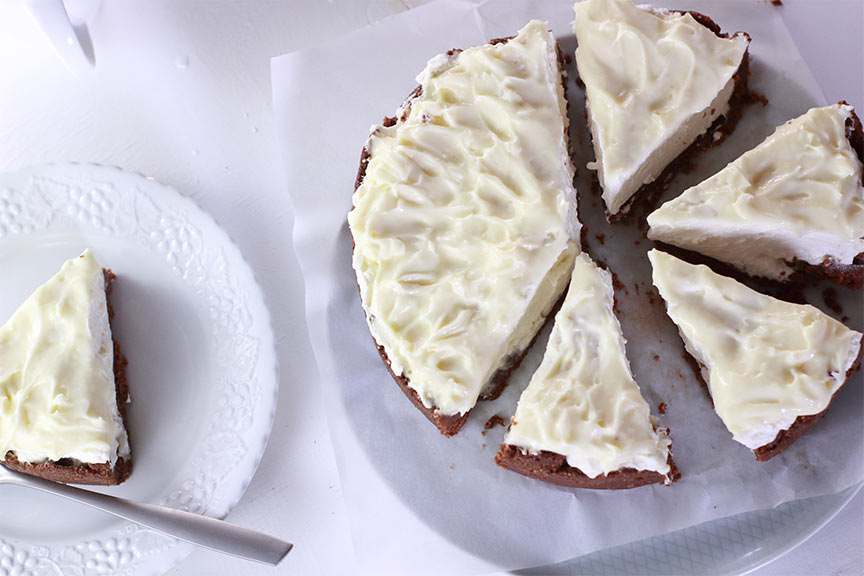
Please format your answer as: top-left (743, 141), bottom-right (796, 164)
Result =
top-left (769, 0), bottom-right (782, 6)
top-left (481, 443), bottom-right (486, 449)
top-left (658, 402), bottom-right (667, 414)
top-left (596, 233), bottom-right (606, 245)
top-left (822, 287), bottom-right (843, 315)
top-left (653, 354), bottom-right (659, 361)
top-left (483, 415), bottom-right (507, 435)
top-left (610, 272), bottom-right (628, 295)
top-left (747, 90), bottom-right (769, 107)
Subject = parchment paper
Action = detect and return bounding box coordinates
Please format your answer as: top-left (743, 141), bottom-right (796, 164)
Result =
top-left (271, 1), bottom-right (864, 574)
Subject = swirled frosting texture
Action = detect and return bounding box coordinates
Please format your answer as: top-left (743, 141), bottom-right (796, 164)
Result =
top-left (649, 249), bottom-right (862, 451)
top-left (348, 20), bottom-right (579, 416)
top-left (572, 0), bottom-right (749, 214)
top-left (505, 254), bottom-right (672, 479)
top-left (0, 250), bottom-right (128, 465)
top-left (648, 104), bottom-right (864, 279)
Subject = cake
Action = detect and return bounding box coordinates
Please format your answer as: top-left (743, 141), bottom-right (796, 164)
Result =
top-left (572, 0), bottom-right (751, 218)
top-left (496, 253), bottom-right (678, 488)
top-left (348, 20), bottom-right (580, 436)
top-left (0, 250), bottom-right (131, 484)
top-left (647, 103), bottom-right (864, 288)
top-left (648, 249), bottom-right (863, 461)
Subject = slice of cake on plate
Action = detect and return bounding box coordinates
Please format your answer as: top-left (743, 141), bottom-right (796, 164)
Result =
top-left (648, 103), bottom-right (864, 288)
top-left (648, 249), bottom-right (863, 461)
top-left (572, 0), bottom-right (751, 218)
top-left (348, 20), bottom-right (580, 436)
top-left (496, 253), bottom-right (678, 488)
top-left (0, 250), bottom-right (131, 484)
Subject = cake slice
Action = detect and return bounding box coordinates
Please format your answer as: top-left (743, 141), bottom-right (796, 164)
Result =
top-left (496, 253), bottom-right (678, 488)
top-left (648, 103), bottom-right (864, 288)
top-left (0, 250), bottom-right (131, 484)
top-left (572, 0), bottom-right (750, 217)
top-left (348, 21), bottom-right (580, 436)
top-left (648, 249), bottom-right (863, 461)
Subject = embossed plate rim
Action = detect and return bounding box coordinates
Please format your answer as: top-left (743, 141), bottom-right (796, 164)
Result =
top-left (0, 163), bottom-right (279, 576)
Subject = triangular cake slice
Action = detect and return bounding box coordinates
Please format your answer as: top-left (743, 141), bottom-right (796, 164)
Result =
top-left (648, 103), bottom-right (864, 288)
top-left (572, 0), bottom-right (750, 217)
top-left (0, 250), bottom-right (131, 484)
top-left (348, 21), bottom-right (580, 436)
top-left (649, 249), bottom-right (863, 461)
top-left (496, 253), bottom-right (678, 488)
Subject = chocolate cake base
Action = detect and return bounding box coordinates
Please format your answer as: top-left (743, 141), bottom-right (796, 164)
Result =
top-left (600, 12), bottom-right (752, 222)
top-left (495, 444), bottom-right (680, 489)
top-left (352, 35), bottom-right (577, 436)
top-left (3, 269), bottom-right (132, 485)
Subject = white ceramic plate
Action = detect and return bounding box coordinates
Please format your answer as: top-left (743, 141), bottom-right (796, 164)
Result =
top-left (0, 164), bottom-right (279, 576)
top-left (515, 482), bottom-right (862, 575)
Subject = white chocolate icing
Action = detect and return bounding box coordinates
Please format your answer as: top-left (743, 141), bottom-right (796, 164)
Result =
top-left (504, 253), bottom-right (672, 479)
top-left (648, 104), bottom-right (864, 280)
top-left (572, 0), bottom-right (749, 214)
top-left (348, 20), bottom-right (579, 417)
top-left (0, 250), bottom-right (129, 465)
top-left (649, 249), bottom-right (863, 451)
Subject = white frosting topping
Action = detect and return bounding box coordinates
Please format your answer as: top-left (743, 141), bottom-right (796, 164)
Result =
top-left (648, 104), bottom-right (864, 279)
top-left (348, 20), bottom-right (579, 416)
top-left (505, 253), bottom-right (672, 479)
top-left (0, 250), bottom-right (128, 465)
top-left (572, 0), bottom-right (749, 214)
top-left (649, 249), bottom-right (863, 451)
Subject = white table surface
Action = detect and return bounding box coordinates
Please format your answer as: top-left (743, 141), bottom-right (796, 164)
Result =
top-left (0, 1), bottom-right (860, 575)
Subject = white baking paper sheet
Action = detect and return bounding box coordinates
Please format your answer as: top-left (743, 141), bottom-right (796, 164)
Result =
top-left (271, 1), bottom-right (864, 574)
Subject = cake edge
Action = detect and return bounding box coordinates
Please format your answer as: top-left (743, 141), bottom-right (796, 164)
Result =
top-left (350, 35), bottom-right (577, 437)
top-left (494, 443), bottom-right (680, 489)
top-left (2, 269), bottom-right (132, 485)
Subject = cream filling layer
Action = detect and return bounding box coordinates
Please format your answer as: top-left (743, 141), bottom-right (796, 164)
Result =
top-left (505, 253), bottom-right (672, 479)
top-left (0, 250), bottom-right (128, 465)
top-left (572, 0), bottom-right (749, 215)
top-left (348, 21), bottom-right (579, 416)
top-left (648, 104), bottom-right (864, 279)
top-left (649, 249), bottom-right (863, 451)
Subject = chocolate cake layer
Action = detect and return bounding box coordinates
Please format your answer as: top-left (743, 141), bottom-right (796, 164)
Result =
top-left (495, 444), bottom-right (680, 489)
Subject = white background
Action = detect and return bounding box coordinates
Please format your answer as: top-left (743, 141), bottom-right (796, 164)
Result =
top-left (0, 1), bottom-right (860, 575)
